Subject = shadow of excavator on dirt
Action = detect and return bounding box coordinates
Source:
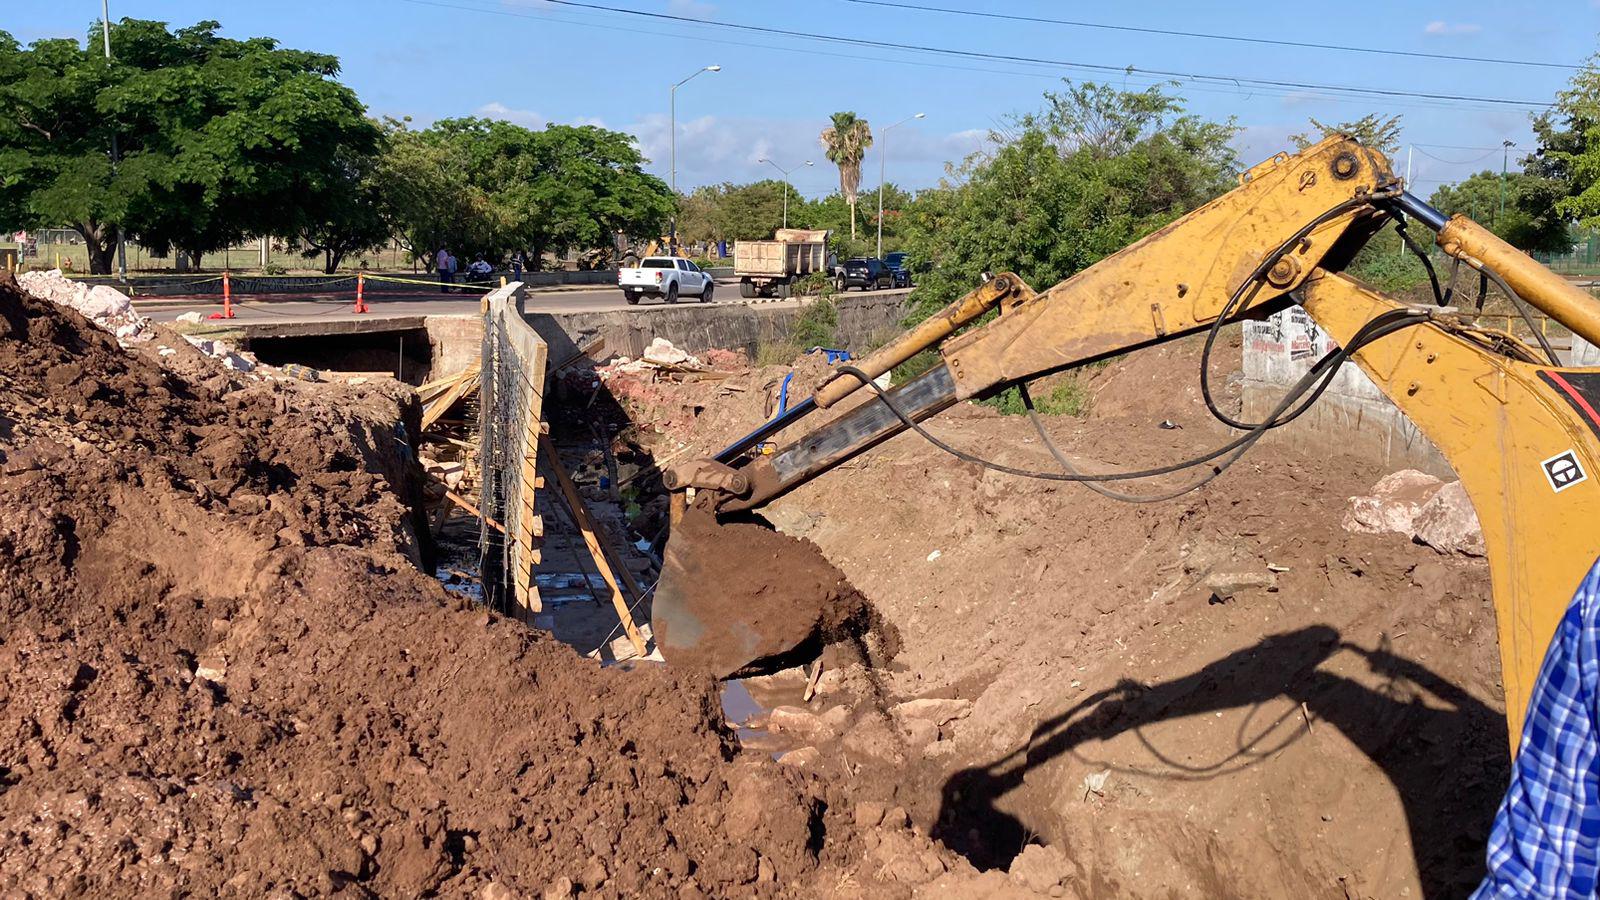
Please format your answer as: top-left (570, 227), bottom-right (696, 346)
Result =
top-left (934, 625), bottom-right (1507, 899)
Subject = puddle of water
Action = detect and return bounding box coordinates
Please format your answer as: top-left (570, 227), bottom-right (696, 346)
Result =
top-left (721, 677), bottom-right (808, 758)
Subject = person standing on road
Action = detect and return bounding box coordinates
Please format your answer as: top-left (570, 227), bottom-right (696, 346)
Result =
top-left (436, 245), bottom-right (452, 294)
top-left (510, 250), bottom-right (524, 281)
top-left (446, 252), bottom-right (459, 293)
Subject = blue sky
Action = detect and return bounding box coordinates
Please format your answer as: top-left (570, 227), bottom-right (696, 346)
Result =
top-left (12, 1), bottom-right (1600, 198)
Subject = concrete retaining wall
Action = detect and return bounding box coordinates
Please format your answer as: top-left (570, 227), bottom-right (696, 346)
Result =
top-left (524, 292), bottom-right (912, 368)
top-left (1242, 307), bottom-right (1454, 477)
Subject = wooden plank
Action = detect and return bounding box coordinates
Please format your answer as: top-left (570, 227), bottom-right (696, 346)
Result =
top-left (422, 371), bottom-right (481, 431)
top-left (444, 488), bottom-right (504, 533)
top-left (537, 432), bottom-right (648, 657)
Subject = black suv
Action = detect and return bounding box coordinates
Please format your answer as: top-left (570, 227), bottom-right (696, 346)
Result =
top-left (884, 251), bottom-right (912, 288)
top-left (836, 257), bottom-right (892, 291)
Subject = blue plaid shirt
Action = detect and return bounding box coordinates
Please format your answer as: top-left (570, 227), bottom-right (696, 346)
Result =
top-left (1475, 559), bottom-right (1600, 899)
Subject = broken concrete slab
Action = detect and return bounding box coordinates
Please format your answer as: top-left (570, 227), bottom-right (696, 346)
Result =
top-left (1412, 480), bottom-right (1485, 557)
top-left (1343, 469), bottom-right (1444, 535)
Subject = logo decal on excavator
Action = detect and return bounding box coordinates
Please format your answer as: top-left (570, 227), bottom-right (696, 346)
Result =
top-left (1543, 451), bottom-right (1588, 493)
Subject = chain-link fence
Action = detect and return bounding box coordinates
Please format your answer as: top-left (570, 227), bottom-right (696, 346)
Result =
top-left (478, 282), bottom-right (548, 621)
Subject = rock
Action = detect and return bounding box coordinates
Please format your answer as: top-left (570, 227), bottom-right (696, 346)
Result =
top-left (1343, 469), bottom-right (1444, 535)
top-left (175, 311), bottom-right (204, 325)
top-left (854, 801), bottom-right (886, 828)
top-left (479, 882), bottom-right (515, 900)
top-left (776, 746), bottom-right (822, 768)
top-left (1009, 844), bottom-right (1073, 893)
top-left (578, 856), bottom-right (608, 890)
top-left (900, 717), bottom-right (939, 748)
top-left (756, 855), bottom-right (775, 883)
top-left (1412, 480), bottom-right (1485, 556)
top-left (1203, 568), bottom-right (1276, 598)
top-left (891, 697), bottom-right (973, 727)
top-left (766, 704), bottom-right (848, 742)
top-left (541, 876), bottom-right (574, 899)
top-left (883, 806), bottom-right (910, 829)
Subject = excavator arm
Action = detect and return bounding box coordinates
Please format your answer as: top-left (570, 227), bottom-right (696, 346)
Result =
top-left (655, 135), bottom-right (1600, 748)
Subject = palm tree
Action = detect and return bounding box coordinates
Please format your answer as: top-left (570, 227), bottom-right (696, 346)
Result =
top-left (820, 112), bottom-right (873, 239)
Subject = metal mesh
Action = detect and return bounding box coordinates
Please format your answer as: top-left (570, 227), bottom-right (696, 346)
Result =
top-left (477, 293), bottom-right (542, 618)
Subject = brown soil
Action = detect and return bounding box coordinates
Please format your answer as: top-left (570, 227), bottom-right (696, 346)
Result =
top-left (608, 330), bottom-right (1504, 899)
top-left (0, 276), bottom-right (974, 898)
top-left (655, 507), bottom-right (898, 679)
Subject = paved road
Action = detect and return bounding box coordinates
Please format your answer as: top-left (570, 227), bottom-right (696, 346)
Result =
top-left (136, 283), bottom-right (910, 325)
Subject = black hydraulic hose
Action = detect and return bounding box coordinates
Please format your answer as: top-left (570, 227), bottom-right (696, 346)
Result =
top-left (1480, 265), bottom-right (1561, 365)
top-left (1395, 219), bottom-right (1445, 306)
top-left (831, 306), bottom-right (1428, 493)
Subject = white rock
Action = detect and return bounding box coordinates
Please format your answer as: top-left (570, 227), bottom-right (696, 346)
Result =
top-left (1413, 480), bottom-right (1485, 556)
top-left (1343, 469), bottom-right (1444, 535)
top-left (175, 311), bottom-right (205, 325)
top-left (891, 697), bottom-right (973, 727)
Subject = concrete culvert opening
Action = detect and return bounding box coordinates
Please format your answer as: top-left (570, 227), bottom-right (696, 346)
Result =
top-left (245, 326), bottom-right (433, 384)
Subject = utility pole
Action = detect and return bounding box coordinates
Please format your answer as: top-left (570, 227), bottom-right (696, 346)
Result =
top-left (669, 64), bottom-right (720, 252)
top-left (1499, 140), bottom-right (1515, 229)
top-left (877, 112), bottom-right (925, 259)
top-left (102, 1), bottom-right (127, 282)
top-left (757, 158), bottom-right (812, 229)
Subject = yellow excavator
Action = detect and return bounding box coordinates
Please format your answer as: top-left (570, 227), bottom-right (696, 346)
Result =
top-left (650, 135), bottom-right (1600, 751)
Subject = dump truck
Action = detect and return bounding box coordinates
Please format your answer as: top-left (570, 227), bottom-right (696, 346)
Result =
top-left (732, 228), bottom-right (829, 299)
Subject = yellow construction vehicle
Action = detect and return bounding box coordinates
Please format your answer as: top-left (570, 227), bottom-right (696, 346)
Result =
top-left (651, 135), bottom-right (1600, 751)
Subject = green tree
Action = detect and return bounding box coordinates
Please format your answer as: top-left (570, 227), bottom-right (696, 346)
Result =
top-left (292, 142), bottom-right (391, 273)
top-left (1290, 113), bottom-right (1403, 157)
top-left (375, 120), bottom-right (495, 270)
top-left (900, 81), bottom-right (1238, 322)
top-left (1528, 55), bottom-right (1600, 234)
top-left (820, 112), bottom-right (873, 240)
top-left (0, 19), bottom-right (379, 273)
top-left (392, 117), bottom-right (672, 269)
top-left (1429, 171), bottom-right (1569, 252)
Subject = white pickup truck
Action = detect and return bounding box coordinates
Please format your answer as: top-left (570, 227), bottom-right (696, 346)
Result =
top-left (617, 256), bottom-right (714, 305)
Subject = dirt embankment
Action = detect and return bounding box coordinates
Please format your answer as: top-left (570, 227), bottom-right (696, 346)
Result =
top-left (607, 330), bottom-right (1502, 899)
top-left (0, 276), bottom-right (973, 898)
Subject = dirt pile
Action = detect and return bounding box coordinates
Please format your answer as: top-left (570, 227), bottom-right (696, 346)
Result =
top-left (0, 276), bottom-right (981, 898)
top-left (654, 507), bottom-right (898, 679)
top-left (617, 332), bottom-right (1503, 898)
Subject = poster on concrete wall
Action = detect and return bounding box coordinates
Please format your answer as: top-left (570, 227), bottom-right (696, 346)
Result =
top-left (1243, 306), bottom-right (1382, 399)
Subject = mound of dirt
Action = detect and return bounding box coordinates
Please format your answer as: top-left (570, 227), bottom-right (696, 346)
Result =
top-left (0, 275), bottom-right (980, 897)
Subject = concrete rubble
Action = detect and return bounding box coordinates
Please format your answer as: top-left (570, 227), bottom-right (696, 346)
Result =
top-left (17, 268), bottom-right (149, 344)
top-left (1343, 468), bottom-right (1485, 556)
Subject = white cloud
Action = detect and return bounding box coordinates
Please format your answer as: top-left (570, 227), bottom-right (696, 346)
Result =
top-left (625, 113), bottom-right (986, 194)
top-left (667, 0), bottom-right (717, 19)
top-left (476, 102), bottom-right (546, 128)
top-left (1423, 20), bottom-right (1482, 36)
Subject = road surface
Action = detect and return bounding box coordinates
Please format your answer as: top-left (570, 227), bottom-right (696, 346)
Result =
top-left (135, 283), bottom-right (911, 325)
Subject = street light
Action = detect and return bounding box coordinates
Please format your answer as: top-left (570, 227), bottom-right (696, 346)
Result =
top-left (1498, 139), bottom-right (1516, 227)
top-left (757, 157), bottom-right (812, 229)
top-left (877, 112), bottom-right (925, 259)
top-left (670, 64), bottom-right (721, 251)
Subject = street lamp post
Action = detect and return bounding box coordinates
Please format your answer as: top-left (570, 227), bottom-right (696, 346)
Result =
top-left (102, 0), bottom-right (126, 282)
top-left (670, 64), bottom-right (720, 252)
top-left (757, 157), bottom-right (812, 229)
top-left (1498, 140), bottom-right (1515, 228)
top-left (877, 112), bottom-right (924, 259)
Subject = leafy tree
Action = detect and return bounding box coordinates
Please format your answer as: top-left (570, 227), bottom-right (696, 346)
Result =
top-left (375, 120), bottom-right (495, 270)
top-left (1429, 170), bottom-right (1569, 252)
top-left (1528, 56), bottom-right (1600, 234)
top-left (385, 117), bottom-right (672, 270)
top-left (1290, 113), bottom-right (1403, 157)
top-left (292, 142), bottom-right (391, 273)
top-left (820, 112), bottom-right (873, 240)
top-left (900, 81), bottom-right (1238, 322)
top-left (1, 19), bottom-right (379, 273)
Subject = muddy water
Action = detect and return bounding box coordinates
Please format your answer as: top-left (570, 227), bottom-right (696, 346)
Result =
top-left (721, 677), bottom-right (809, 758)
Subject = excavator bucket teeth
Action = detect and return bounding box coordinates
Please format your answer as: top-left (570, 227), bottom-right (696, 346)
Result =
top-left (651, 507), bottom-right (837, 679)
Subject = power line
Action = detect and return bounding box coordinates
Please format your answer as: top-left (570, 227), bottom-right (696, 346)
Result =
top-left (1410, 145), bottom-right (1502, 165)
top-left (398, 0), bottom-right (1556, 110)
top-left (846, 0), bottom-right (1583, 72)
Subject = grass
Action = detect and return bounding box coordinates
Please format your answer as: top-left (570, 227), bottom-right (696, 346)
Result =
top-left (7, 239), bottom-right (422, 276)
top-left (983, 379), bottom-right (1092, 417)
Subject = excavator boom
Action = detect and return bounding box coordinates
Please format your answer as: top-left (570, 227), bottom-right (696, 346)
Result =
top-left (653, 136), bottom-right (1600, 748)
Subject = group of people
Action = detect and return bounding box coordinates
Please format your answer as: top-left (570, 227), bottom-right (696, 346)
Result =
top-left (434, 246), bottom-right (526, 293)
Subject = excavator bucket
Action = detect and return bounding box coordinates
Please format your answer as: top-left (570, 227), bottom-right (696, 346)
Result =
top-left (652, 505), bottom-right (850, 679)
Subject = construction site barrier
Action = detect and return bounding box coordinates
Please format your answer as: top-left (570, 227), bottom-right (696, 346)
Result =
top-left (477, 281), bottom-right (548, 621)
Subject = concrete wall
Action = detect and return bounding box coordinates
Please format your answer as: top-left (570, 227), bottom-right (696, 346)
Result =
top-left (1242, 307), bottom-right (1455, 477)
top-left (524, 292), bottom-right (912, 368)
